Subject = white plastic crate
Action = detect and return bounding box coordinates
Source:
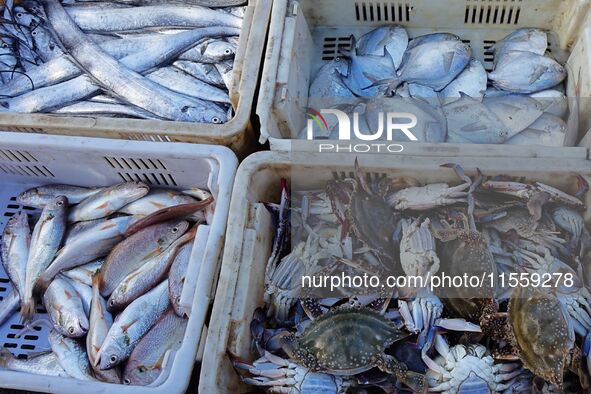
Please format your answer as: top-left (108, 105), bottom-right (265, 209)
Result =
top-left (199, 150), bottom-right (591, 392)
top-left (0, 0), bottom-right (272, 157)
top-left (257, 0), bottom-right (591, 157)
top-left (0, 132), bottom-right (238, 394)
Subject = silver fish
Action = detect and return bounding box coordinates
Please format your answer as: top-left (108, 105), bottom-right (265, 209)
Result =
top-left (1, 211), bottom-right (30, 305)
top-left (87, 274), bottom-right (121, 384)
top-left (214, 58), bottom-right (235, 90)
top-left (179, 39), bottom-right (236, 63)
top-left (119, 189), bottom-right (197, 216)
top-left (483, 94), bottom-right (544, 136)
top-left (356, 26), bottom-right (408, 69)
top-left (39, 216), bottom-right (137, 288)
top-left (379, 38), bottom-right (471, 93)
top-left (406, 83), bottom-right (440, 107)
top-left (49, 330), bottom-right (96, 381)
top-left (63, 5), bottom-right (243, 32)
top-left (0, 348), bottom-right (68, 377)
top-left (21, 196), bottom-right (68, 321)
top-left (68, 182), bottom-right (149, 222)
top-left (54, 101), bottom-right (163, 119)
top-left (16, 184), bottom-right (102, 208)
top-left (488, 51), bottom-right (566, 94)
top-left (97, 280), bottom-right (170, 370)
top-left (91, 0), bottom-right (247, 6)
top-left (340, 37), bottom-right (396, 97)
top-left (439, 59), bottom-right (487, 104)
top-left (169, 242), bottom-right (192, 316)
top-left (62, 259), bottom-right (104, 287)
top-left (488, 28), bottom-right (547, 65)
top-left (123, 308), bottom-right (187, 385)
top-left (309, 59), bottom-right (353, 98)
top-left (107, 226), bottom-right (196, 311)
top-left (444, 94), bottom-right (511, 144)
top-left (399, 32), bottom-right (461, 69)
top-left (173, 60), bottom-right (226, 87)
top-left (506, 113), bottom-right (567, 146)
top-left (68, 278), bottom-right (93, 317)
top-left (31, 26), bottom-right (64, 62)
top-left (146, 67), bottom-right (231, 104)
top-left (43, 276), bottom-right (89, 338)
top-left (530, 89), bottom-right (569, 118)
top-left (99, 220), bottom-right (189, 296)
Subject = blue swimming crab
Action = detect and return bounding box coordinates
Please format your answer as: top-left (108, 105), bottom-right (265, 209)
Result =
top-left (274, 298), bottom-right (427, 392)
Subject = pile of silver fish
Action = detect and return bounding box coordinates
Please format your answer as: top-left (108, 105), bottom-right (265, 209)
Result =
top-left (0, 0), bottom-right (247, 123)
top-left (233, 164), bottom-right (591, 393)
top-left (305, 27), bottom-right (569, 146)
top-left (0, 181), bottom-right (213, 385)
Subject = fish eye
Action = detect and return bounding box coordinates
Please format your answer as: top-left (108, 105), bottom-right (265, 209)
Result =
top-left (68, 327), bottom-right (75, 335)
top-left (16, 13), bottom-right (22, 18)
top-left (224, 48), bottom-right (232, 55)
top-left (56, 200), bottom-right (64, 206)
top-left (212, 117), bottom-right (221, 124)
top-left (109, 299), bottom-right (115, 306)
top-left (123, 378), bottom-right (131, 385)
top-left (110, 355), bottom-right (118, 363)
top-left (2, 43), bottom-right (8, 48)
top-left (31, 31), bottom-right (37, 36)
top-left (138, 366), bottom-right (146, 373)
top-left (172, 226), bottom-right (179, 233)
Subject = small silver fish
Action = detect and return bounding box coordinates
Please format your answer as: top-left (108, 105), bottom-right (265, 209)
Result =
top-left (1, 211), bottom-right (30, 306)
top-left (0, 348), bottom-right (68, 377)
top-left (118, 189), bottom-right (198, 216)
top-left (49, 330), bottom-right (96, 381)
top-left (68, 181), bottom-right (149, 222)
top-left (16, 184), bottom-right (102, 208)
top-left (43, 276), bottom-right (89, 338)
top-left (22, 196), bottom-right (68, 321)
top-left (488, 51), bottom-right (566, 94)
top-left (123, 308), bottom-right (187, 385)
top-left (169, 243), bottom-right (193, 316)
top-left (97, 280), bottom-right (170, 370)
top-left (356, 26), bottom-right (408, 69)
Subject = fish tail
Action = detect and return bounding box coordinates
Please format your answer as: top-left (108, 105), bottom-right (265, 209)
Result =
top-left (19, 296), bottom-right (36, 323)
top-left (34, 272), bottom-right (52, 295)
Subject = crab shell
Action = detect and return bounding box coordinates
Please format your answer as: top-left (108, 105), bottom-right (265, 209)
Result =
top-left (436, 230), bottom-right (498, 322)
top-left (509, 286), bottom-right (574, 388)
top-left (283, 307), bottom-right (406, 375)
top-left (400, 218), bottom-right (440, 278)
top-left (387, 183), bottom-right (468, 211)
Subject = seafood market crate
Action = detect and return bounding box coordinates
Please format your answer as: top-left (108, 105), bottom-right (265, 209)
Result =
top-left (0, 133), bottom-right (237, 394)
top-left (257, 0), bottom-right (591, 158)
top-left (199, 150), bottom-right (591, 392)
top-left (0, 0), bottom-right (271, 158)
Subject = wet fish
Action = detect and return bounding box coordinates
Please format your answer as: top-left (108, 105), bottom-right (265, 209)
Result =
top-left (16, 184), bottom-right (102, 208)
top-left (1, 211), bottom-right (30, 305)
top-left (506, 113), bottom-right (567, 146)
top-left (399, 33), bottom-right (461, 69)
top-left (488, 28), bottom-right (547, 65)
top-left (124, 198), bottom-right (212, 236)
top-left (68, 181), bottom-right (149, 222)
top-left (63, 4), bottom-right (243, 32)
top-left (378, 38), bottom-right (471, 93)
top-left (119, 189), bottom-right (198, 216)
top-left (168, 242), bottom-right (193, 316)
top-left (62, 260), bottom-right (104, 287)
top-left (68, 278), bottom-right (93, 316)
top-left (99, 220), bottom-right (189, 296)
top-left (444, 94), bottom-right (511, 144)
top-left (179, 39), bottom-right (236, 63)
top-left (39, 216), bottom-right (137, 288)
top-left (97, 280), bottom-right (170, 370)
top-left (309, 59), bottom-right (353, 98)
top-left (488, 50), bottom-right (566, 94)
top-left (339, 36), bottom-right (396, 97)
top-left (21, 196), bottom-right (68, 321)
top-left (43, 276), bottom-right (89, 338)
top-left (356, 26), bottom-right (408, 69)
top-left (483, 94), bottom-right (544, 136)
top-left (87, 274), bottom-right (121, 384)
top-left (108, 226), bottom-right (196, 311)
top-left (173, 60), bottom-right (226, 87)
top-left (530, 89), bottom-right (568, 118)
top-left (54, 101), bottom-right (162, 119)
top-left (0, 348), bottom-right (68, 377)
top-left (146, 67), bottom-right (231, 104)
top-left (123, 308), bottom-right (187, 385)
top-left (439, 59), bottom-right (487, 104)
top-left (49, 330), bottom-right (96, 381)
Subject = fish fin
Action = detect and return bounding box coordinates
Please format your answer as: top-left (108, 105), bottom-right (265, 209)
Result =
top-left (338, 35), bottom-right (356, 57)
top-left (34, 273), bottom-right (51, 295)
top-left (20, 298), bottom-right (36, 323)
top-left (461, 121), bottom-right (488, 132)
top-left (442, 51), bottom-right (455, 73)
top-left (529, 65), bottom-right (548, 84)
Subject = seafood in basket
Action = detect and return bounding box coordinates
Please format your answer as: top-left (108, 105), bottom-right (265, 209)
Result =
top-left (0, 0), bottom-right (247, 123)
top-left (304, 26), bottom-right (571, 146)
top-left (0, 181), bottom-right (213, 386)
top-left (233, 161), bottom-right (591, 393)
